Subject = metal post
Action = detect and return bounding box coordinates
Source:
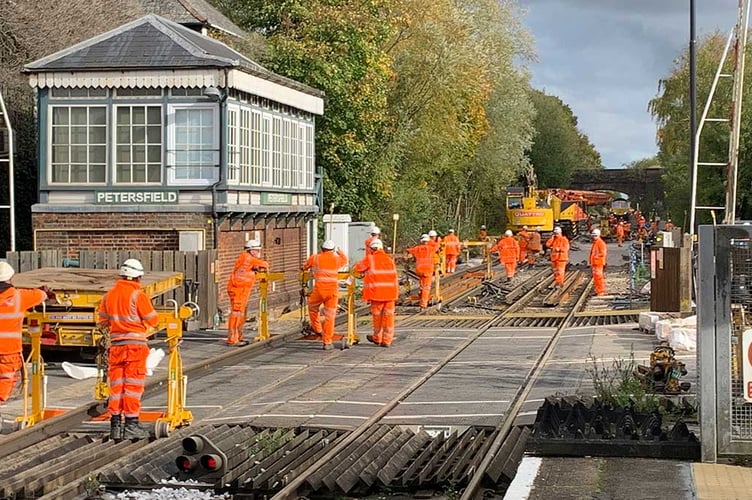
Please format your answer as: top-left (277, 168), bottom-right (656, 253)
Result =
top-left (689, 0), bottom-right (698, 234)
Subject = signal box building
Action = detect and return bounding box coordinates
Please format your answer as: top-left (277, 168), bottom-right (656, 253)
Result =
top-left (23, 14), bottom-right (324, 313)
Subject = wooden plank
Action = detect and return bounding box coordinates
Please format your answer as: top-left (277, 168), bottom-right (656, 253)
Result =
top-left (19, 251), bottom-right (34, 272)
top-left (196, 251), bottom-right (210, 328)
top-left (12, 268), bottom-right (182, 297)
top-left (4, 252), bottom-right (18, 270)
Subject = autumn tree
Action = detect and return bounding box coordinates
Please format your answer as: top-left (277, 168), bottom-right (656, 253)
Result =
top-left (526, 89), bottom-right (602, 189)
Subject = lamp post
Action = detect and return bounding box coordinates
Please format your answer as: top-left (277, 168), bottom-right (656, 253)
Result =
top-left (689, 0), bottom-right (697, 234)
top-left (392, 213), bottom-right (400, 254)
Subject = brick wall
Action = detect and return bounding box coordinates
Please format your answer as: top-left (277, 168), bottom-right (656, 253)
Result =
top-left (33, 212), bottom-right (214, 254)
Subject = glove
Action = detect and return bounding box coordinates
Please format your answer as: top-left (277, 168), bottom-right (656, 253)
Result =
top-left (39, 285), bottom-right (56, 300)
top-left (345, 276), bottom-right (354, 286)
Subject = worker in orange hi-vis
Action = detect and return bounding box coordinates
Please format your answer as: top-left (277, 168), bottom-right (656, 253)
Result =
top-left (406, 234), bottom-right (435, 309)
top-left (490, 230), bottom-right (520, 282)
top-left (616, 221), bottom-right (625, 247)
top-left (0, 262), bottom-right (50, 408)
top-left (226, 240), bottom-right (270, 346)
top-left (352, 239), bottom-right (399, 347)
top-left (517, 226), bottom-right (530, 265)
top-left (364, 226), bottom-right (381, 256)
top-left (302, 240), bottom-right (348, 351)
top-left (443, 229), bottom-right (461, 273)
top-left (545, 227), bottom-right (570, 287)
top-left (526, 229), bottom-right (542, 267)
top-left (589, 228), bottom-right (608, 296)
top-left (98, 259), bottom-right (159, 441)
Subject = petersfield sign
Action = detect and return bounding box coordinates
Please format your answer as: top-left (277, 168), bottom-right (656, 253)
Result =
top-left (94, 190), bottom-right (178, 204)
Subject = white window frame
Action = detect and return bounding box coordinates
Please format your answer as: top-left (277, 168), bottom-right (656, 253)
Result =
top-left (166, 103), bottom-right (219, 186)
top-left (251, 109), bottom-right (262, 186)
top-left (227, 105), bottom-right (239, 184)
top-left (239, 108), bottom-right (251, 185)
top-left (48, 104), bottom-right (108, 185)
top-left (113, 104), bottom-right (163, 185)
top-left (261, 113), bottom-right (272, 187)
top-left (304, 122), bottom-right (314, 189)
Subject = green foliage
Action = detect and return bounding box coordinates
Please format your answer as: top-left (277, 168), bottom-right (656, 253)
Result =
top-left (527, 89), bottom-right (602, 188)
top-left (624, 156), bottom-right (659, 170)
top-left (649, 32), bottom-right (752, 225)
top-left (585, 350), bottom-right (661, 413)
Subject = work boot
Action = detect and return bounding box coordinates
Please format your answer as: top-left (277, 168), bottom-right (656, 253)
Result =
top-left (109, 415), bottom-right (123, 441)
top-left (366, 335), bottom-right (380, 345)
top-left (322, 343), bottom-right (334, 351)
top-left (123, 418), bottom-right (151, 440)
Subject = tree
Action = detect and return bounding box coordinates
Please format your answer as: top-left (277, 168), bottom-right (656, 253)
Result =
top-left (526, 89), bottom-right (602, 189)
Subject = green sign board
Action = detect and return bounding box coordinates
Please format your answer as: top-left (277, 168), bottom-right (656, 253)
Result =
top-left (260, 192), bottom-right (292, 205)
top-left (94, 190), bottom-right (179, 204)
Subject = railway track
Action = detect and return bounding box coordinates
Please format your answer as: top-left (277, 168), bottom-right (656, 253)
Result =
top-left (0, 265), bottom-right (641, 498)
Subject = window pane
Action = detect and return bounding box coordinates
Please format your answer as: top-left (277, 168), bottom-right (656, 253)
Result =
top-left (52, 127), bottom-right (68, 144)
top-left (133, 164), bottom-right (146, 182)
top-left (132, 107), bottom-right (145, 124)
top-left (116, 166), bottom-right (130, 183)
top-left (70, 145), bottom-right (87, 163)
top-left (70, 88), bottom-right (88, 98)
top-left (70, 126), bottom-right (87, 144)
top-left (52, 145), bottom-right (68, 163)
top-left (133, 125), bottom-right (145, 144)
top-left (117, 126), bottom-right (130, 143)
top-left (90, 164), bottom-right (106, 183)
top-left (90, 107), bottom-right (106, 124)
top-left (52, 108), bottom-right (69, 125)
top-left (51, 164), bottom-right (68, 183)
top-left (133, 145), bottom-right (145, 163)
top-left (90, 145), bottom-right (106, 163)
top-left (147, 145), bottom-right (160, 163)
top-left (116, 145), bottom-right (130, 163)
top-left (89, 126), bottom-right (106, 143)
top-left (117, 108), bottom-right (130, 125)
top-left (147, 107), bottom-right (161, 124)
top-left (70, 108), bottom-right (87, 125)
top-left (51, 88), bottom-right (70, 98)
top-left (71, 164), bottom-right (88, 182)
top-left (147, 125), bottom-right (160, 143)
top-left (115, 105), bottom-right (163, 184)
top-left (147, 166), bottom-right (160, 182)
top-left (89, 88), bottom-right (107, 97)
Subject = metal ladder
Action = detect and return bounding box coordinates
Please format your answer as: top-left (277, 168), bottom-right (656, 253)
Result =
top-left (0, 89), bottom-right (15, 251)
top-left (690, 0), bottom-right (750, 231)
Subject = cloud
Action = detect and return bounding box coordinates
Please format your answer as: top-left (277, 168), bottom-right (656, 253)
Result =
top-left (518, 0), bottom-right (738, 168)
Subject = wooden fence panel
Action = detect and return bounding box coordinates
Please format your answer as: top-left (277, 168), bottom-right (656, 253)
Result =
top-left (4, 249), bottom-right (217, 329)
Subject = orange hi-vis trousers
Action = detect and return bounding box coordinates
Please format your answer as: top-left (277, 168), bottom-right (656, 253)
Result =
top-left (503, 261), bottom-right (517, 278)
top-left (0, 353), bottom-right (22, 404)
top-left (592, 266), bottom-right (606, 295)
top-left (418, 273), bottom-right (433, 308)
top-left (370, 300), bottom-right (396, 345)
top-left (227, 285), bottom-right (253, 343)
top-left (445, 254), bottom-right (458, 273)
top-left (108, 344), bottom-right (149, 419)
top-left (552, 261), bottom-right (567, 286)
top-left (307, 288), bottom-right (339, 345)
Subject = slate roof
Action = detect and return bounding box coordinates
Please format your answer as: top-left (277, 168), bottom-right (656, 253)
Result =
top-left (24, 15), bottom-right (257, 72)
top-left (133, 0), bottom-right (245, 38)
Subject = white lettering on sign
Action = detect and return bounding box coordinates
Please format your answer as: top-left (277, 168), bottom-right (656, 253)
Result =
top-left (95, 191), bottom-right (178, 205)
top-left (743, 329), bottom-right (752, 402)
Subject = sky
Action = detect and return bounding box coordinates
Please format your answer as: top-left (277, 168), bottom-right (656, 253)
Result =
top-left (518, 0), bottom-right (741, 169)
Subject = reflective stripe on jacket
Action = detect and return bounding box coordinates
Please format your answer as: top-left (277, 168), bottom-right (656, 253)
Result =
top-left (443, 234), bottom-right (461, 256)
top-left (98, 279), bottom-right (159, 345)
top-left (303, 251), bottom-right (348, 295)
top-left (353, 251), bottom-right (399, 302)
top-left (590, 238), bottom-right (608, 267)
top-left (545, 235), bottom-right (570, 263)
top-left (229, 252), bottom-right (270, 289)
top-left (490, 236), bottom-right (520, 264)
top-left (407, 243), bottom-right (435, 276)
top-left (0, 288), bottom-right (47, 355)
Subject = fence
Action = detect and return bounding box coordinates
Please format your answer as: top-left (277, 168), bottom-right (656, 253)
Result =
top-left (5, 249), bottom-right (218, 329)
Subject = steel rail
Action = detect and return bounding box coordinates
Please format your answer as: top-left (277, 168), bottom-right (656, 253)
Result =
top-left (459, 277), bottom-right (594, 500)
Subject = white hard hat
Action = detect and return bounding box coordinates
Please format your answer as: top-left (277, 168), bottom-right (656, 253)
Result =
top-left (522, 226), bottom-right (528, 230)
top-left (592, 228), bottom-right (601, 237)
top-left (0, 262), bottom-right (14, 282)
top-left (119, 258), bottom-right (144, 278)
top-left (448, 228), bottom-right (455, 233)
top-left (244, 239), bottom-right (262, 249)
top-left (505, 230), bottom-right (513, 236)
top-left (420, 234), bottom-right (430, 242)
top-left (428, 230), bottom-right (438, 237)
top-left (371, 226), bottom-right (381, 235)
top-left (553, 227), bottom-right (562, 234)
top-left (370, 239), bottom-right (384, 250)
top-left (322, 239), bottom-right (336, 250)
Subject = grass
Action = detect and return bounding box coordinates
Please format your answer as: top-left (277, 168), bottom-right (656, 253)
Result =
top-left (585, 348), bottom-right (661, 413)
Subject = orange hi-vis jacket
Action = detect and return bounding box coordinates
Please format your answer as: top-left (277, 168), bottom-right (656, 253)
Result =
top-left (590, 237), bottom-right (608, 267)
top-left (303, 251), bottom-right (348, 295)
top-left (407, 243), bottom-right (435, 276)
top-left (229, 252), bottom-right (270, 290)
top-left (491, 236), bottom-right (520, 264)
top-left (353, 250), bottom-right (399, 302)
top-left (545, 234), bottom-right (570, 263)
top-left (0, 287), bottom-right (47, 355)
top-left (528, 231), bottom-right (542, 252)
top-left (443, 233), bottom-right (461, 257)
top-left (616, 224), bottom-right (625, 238)
top-left (98, 279), bottom-right (159, 345)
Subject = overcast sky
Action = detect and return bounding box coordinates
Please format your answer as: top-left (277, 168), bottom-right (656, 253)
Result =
top-left (518, 0), bottom-right (741, 169)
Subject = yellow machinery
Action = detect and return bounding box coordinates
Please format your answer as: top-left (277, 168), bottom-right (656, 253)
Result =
top-left (12, 274), bottom-right (199, 437)
top-left (505, 186), bottom-right (555, 232)
top-left (14, 268), bottom-right (184, 351)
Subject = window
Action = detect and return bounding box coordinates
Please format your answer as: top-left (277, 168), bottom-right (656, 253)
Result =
top-left (115, 88), bottom-right (162, 98)
top-left (272, 116), bottom-right (282, 187)
top-left (170, 88), bottom-right (204, 97)
top-left (227, 107), bottom-right (239, 183)
top-left (50, 106), bottom-right (107, 184)
top-left (239, 109), bottom-right (251, 184)
top-left (167, 104), bottom-right (219, 185)
top-left (304, 123), bottom-right (314, 189)
top-left (50, 88), bottom-right (106, 98)
top-left (115, 105), bottom-right (162, 183)
top-left (251, 110), bottom-right (262, 186)
top-left (261, 114), bottom-right (271, 186)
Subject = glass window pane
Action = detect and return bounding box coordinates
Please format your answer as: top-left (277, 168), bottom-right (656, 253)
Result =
top-left (70, 126), bottom-right (87, 144)
top-left (116, 166), bottom-right (130, 183)
top-left (70, 145), bottom-right (87, 163)
top-left (90, 145), bottom-right (106, 163)
top-left (116, 145), bottom-right (130, 163)
top-left (70, 108), bottom-right (87, 125)
top-left (147, 107), bottom-right (161, 124)
top-left (147, 166), bottom-right (161, 183)
top-left (90, 164), bottom-right (106, 183)
top-left (133, 164), bottom-right (146, 182)
top-left (51, 164), bottom-right (68, 183)
top-left (52, 127), bottom-right (68, 144)
top-left (71, 164), bottom-right (88, 182)
top-left (147, 145), bottom-right (161, 163)
top-left (70, 88), bottom-right (88, 98)
top-left (52, 107), bottom-right (69, 125)
top-left (89, 107), bottom-right (106, 124)
top-left (132, 107), bottom-right (145, 125)
top-left (117, 108), bottom-right (130, 125)
top-left (133, 126), bottom-right (146, 144)
top-left (52, 145), bottom-right (68, 163)
top-left (133, 145), bottom-right (145, 163)
top-left (147, 125), bottom-right (161, 143)
top-left (117, 126), bottom-right (130, 143)
top-left (89, 126), bottom-right (106, 143)
top-left (89, 88), bottom-right (107, 97)
top-left (51, 88), bottom-right (70, 98)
